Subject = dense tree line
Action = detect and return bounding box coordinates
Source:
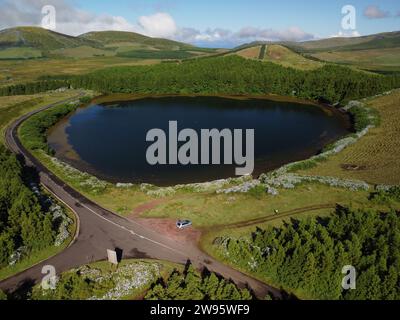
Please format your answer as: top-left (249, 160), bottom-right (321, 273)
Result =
top-left (1, 56), bottom-right (399, 104)
top-left (0, 145), bottom-right (55, 267)
top-left (68, 56), bottom-right (400, 103)
top-left (145, 264), bottom-right (252, 300)
top-left (0, 80), bottom-right (68, 96)
top-left (216, 206), bottom-right (400, 300)
top-left (0, 289), bottom-right (7, 300)
top-left (370, 186), bottom-right (400, 205)
top-left (19, 103), bottom-right (79, 154)
top-left (31, 271), bottom-right (109, 300)
top-left (31, 263), bottom-right (251, 300)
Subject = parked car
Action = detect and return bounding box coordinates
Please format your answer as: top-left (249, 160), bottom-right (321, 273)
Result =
top-left (176, 220), bottom-right (192, 230)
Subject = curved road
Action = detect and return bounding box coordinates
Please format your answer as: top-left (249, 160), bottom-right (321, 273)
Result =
top-left (0, 95), bottom-right (281, 299)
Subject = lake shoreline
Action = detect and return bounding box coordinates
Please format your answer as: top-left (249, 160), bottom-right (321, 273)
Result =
top-left (47, 94), bottom-right (352, 186)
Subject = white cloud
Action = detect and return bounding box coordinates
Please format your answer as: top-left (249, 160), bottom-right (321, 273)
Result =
top-left (236, 26), bottom-right (315, 42)
top-left (138, 12), bottom-right (177, 38)
top-left (0, 0), bottom-right (138, 35)
top-left (330, 30), bottom-right (361, 38)
top-left (364, 5), bottom-right (390, 19)
top-left (0, 0), bottom-right (316, 47)
top-left (176, 28), bottom-right (232, 42)
top-left (264, 27), bottom-right (315, 42)
top-left (176, 26), bottom-right (315, 46)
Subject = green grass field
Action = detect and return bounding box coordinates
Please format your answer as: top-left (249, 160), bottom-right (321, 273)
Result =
top-left (0, 56), bottom-right (161, 86)
top-left (264, 45), bottom-right (323, 70)
top-left (233, 45), bottom-right (262, 59)
top-left (0, 47), bottom-right (42, 60)
top-left (231, 44), bottom-right (323, 70)
top-left (142, 184), bottom-right (375, 228)
top-left (301, 89), bottom-right (400, 185)
top-left (311, 47), bottom-right (400, 71)
top-left (50, 46), bottom-right (115, 58)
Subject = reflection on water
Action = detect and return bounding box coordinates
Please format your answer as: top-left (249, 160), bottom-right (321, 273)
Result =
top-left (47, 96), bottom-right (350, 186)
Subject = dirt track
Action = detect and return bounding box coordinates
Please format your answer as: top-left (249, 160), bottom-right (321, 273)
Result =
top-left (210, 204), bottom-right (337, 230)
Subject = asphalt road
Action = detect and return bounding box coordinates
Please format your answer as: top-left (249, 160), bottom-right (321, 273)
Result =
top-left (0, 94), bottom-right (281, 299)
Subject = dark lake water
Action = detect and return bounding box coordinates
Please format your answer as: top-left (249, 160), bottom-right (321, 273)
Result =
top-left (47, 96), bottom-right (350, 186)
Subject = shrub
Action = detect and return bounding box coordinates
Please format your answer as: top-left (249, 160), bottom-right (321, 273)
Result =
top-left (214, 206), bottom-right (400, 300)
top-left (0, 289), bottom-right (7, 300)
top-left (370, 186), bottom-right (400, 204)
top-left (19, 103), bottom-right (79, 154)
top-left (79, 96), bottom-right (92, 104)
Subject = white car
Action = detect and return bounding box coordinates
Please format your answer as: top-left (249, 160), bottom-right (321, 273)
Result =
top-left (176, 220), bottom-right (192, 230)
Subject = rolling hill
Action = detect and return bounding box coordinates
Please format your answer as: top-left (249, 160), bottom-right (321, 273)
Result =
top-left (233, 45), bottom-right (262, 59)
top-left (79, 30), bottom-right (214, 60)
top-left (0, 26), bottom-right (103, 59)
top-left (263, 45), bottom-right (323, 70)
top-left (287, 31), bottom-right (400, 52)
top-left (0, 27), bottom-right (97, 51)
top-left (229, 31), bottom-right (400, 71)
top-left (0, 26), bottom-right (399, 78)
top-left (79, 31), bottom-right (192, 51)
top-left (0, 27), bottom-right (213, 60)
top-left (285, 31), bottom-right (400, 71)
top-left (229, 43), bottom-right (322, 70)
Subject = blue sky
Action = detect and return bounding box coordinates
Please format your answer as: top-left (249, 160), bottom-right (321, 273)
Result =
top-left (1, 0), bottom-right (399, 47)
top-left (78, 0), bottom-right (400, 36)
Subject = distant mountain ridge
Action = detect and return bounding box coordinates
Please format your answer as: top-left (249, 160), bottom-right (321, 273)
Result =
top-left (288, 31), bottom-right (400, 52)
top-left (0, 27), bottom-right (399, 72)
top-left (2, 26), bottom-right (399, 55)
top-left (0, 26), bottom-right (200, 59)
top-left (0, 27), bottom-right (98, 51)
top-left (79, 31), bottom-right (193, 50)
top-left (233, 31), bottom-right (400, 52)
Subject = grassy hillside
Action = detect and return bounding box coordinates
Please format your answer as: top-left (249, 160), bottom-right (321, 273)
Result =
top-left (226, 31), bottom-right (400, 71)
top-left (288, 31), bottom-right (400, 52)
top-left (0, 56), bottom-right (161, 86)
top-left (233, 45), bottom-right (262, 59)
top-left (0, 47), bottom-right (42, 60)
top-left (0, 27), bottom-right (214, 60)
top-left (79, 30), bottom-right (192, 50)
top-left (311, 47), bottom-right (400, 72)
top-left (283, 31), bottom-right (400, 71)
top-left (0, 27), bottom-right (97, 51)
top-left (80, 31), bottom-right (217, 59)
top-left (1, 26), bottom-right (399, 79)
top-left (229, 44), bottom-right (322, 70)
top-left (51, 46), bottom-right (114, 58)
top-left (264, 45), bottom-right (323, 70)
top-left (302, 89), bottom-right (400, 185)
